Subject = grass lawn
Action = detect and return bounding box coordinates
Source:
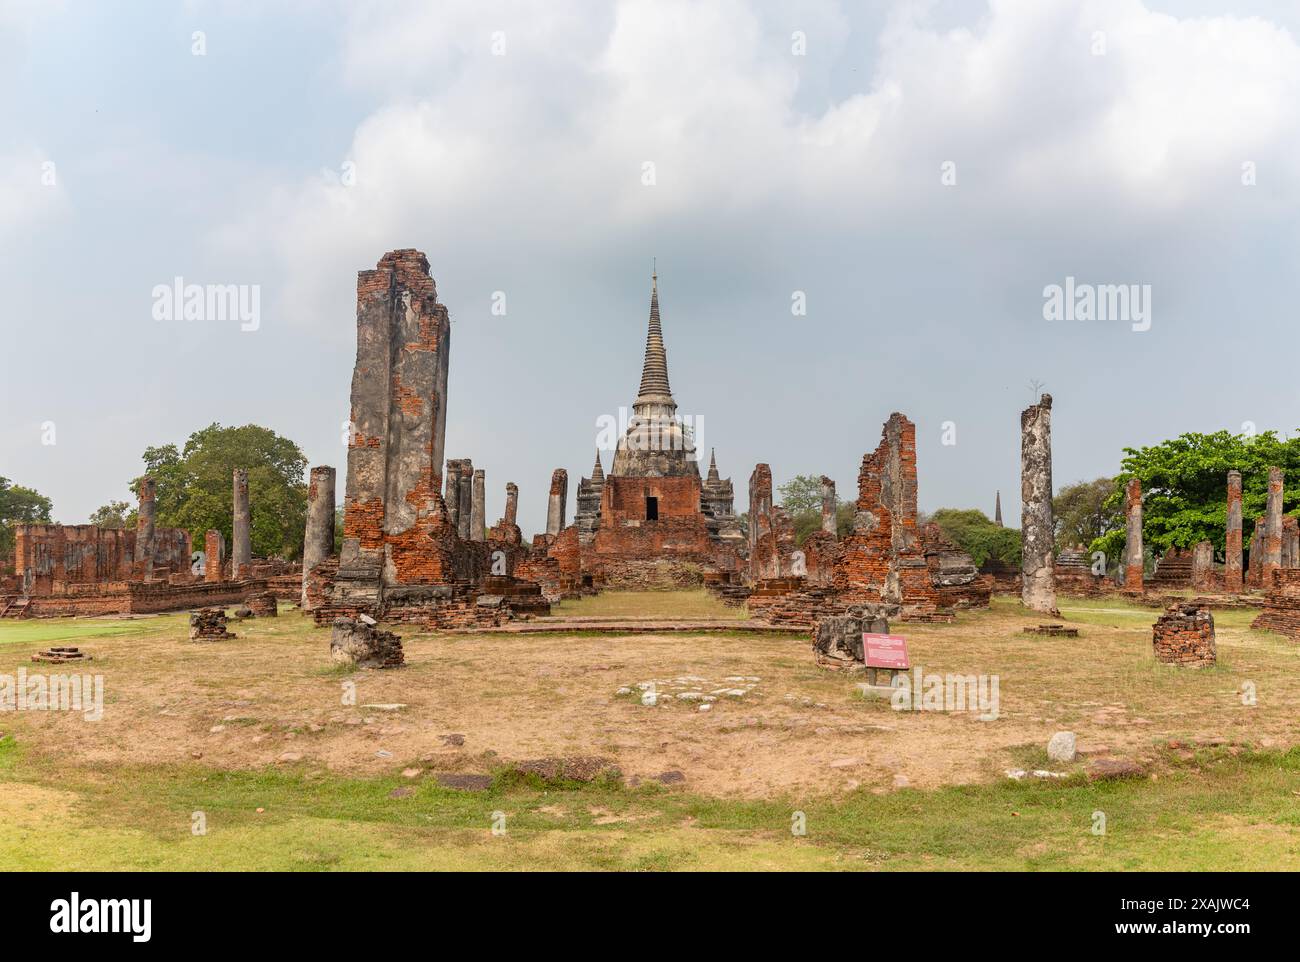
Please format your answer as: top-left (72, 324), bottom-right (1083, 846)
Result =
top-left (0, 590), bottom-right (1297, 870)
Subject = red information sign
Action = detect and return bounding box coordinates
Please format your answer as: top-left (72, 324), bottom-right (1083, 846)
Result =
top-left (862, 633), bottom-right (910, 670)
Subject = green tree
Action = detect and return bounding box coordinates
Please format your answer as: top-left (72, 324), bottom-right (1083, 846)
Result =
top-left (137, 423), bottom-right (309, 559)
top-left (0, 477), bottom-right (53, 557)
top-left (89, 500), bottom-right (133, 529)
top-left (1053, 478), bottom-right (1121, 550)
top-left (929, 508), bottom-right (1021, 567)
top-left (1092, 430), bottom-right (1300, 563)
top-left (778, 475), bottom-right (854, 544)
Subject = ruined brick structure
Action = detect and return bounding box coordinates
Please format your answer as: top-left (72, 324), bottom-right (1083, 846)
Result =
top-left (14, 523), bottom-right (191, 597)
top-left (1054, 545), bottom-right (1107, 595)
top-left (832, 414), bottom-right (943, 621)
top-left (134, 476), bottom-right (157, 580)
top-left (1152, 604), bottom-right (1217, 667)
top-left (318, 250), bottom-right (548, 625)
top-left (232, 468), bottom-right (251, 580)
top-left (1252, 569), bottom-right (1300, 639)
top-left (1263, 466), bottom-right (1284, 584)
top-left (301, 465), bottom-right (336, 610)
top-left (1020, 395), bottom-right (1058, 614)
top-left (546, 469), bottom-right (568, 537)
top-left (204, 529), bottom-right (224, 584)
top-left (1190, 540), bottom-right (1216, 591)
top-left (331, 249), bottom-right (454, 614)
top-left (920, 523), bottom-right (991, 609)
top-left (1123, 477), bottom-right (1144, 593)
top-left (1224, 470), bottom-right (1243, 591)
top-left (1149, 547), bottom-right (1194, 590)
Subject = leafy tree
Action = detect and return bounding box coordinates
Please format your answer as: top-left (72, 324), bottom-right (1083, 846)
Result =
top-left (137, 423), bottom-right (309, 559)
top-left (1092, 430), bottom-right (1300, 563)
top-left (1053, 478), bottom-right (1121, 550)
top-left (778, 475), bottom-right (854, 544)
top-left (89, 500), bottom-right (133, 529)
top-left (0, 477), bottom-right (53, 557)
top-left (929, 508), bottom-right (1021, 567)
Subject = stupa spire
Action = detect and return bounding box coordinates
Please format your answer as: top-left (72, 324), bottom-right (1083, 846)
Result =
top-left (591, 449), bottom-right (605, 483)
top-left (634, 267), bottom-right (674, 411)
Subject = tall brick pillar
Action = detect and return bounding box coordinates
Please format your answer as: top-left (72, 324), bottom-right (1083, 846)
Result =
top-left (1191, 540), bottom-right (1214, 591)
top-left (335, 250), bottom-right (452, 611)
top-left (1248, 517), bottom-right (1265, 587)
top-left (1264, 466), bottom-right (1284, 584)
top-left (546, 469), bottom-right (568, 536)
top-left (302, 465), bottom-right (336, 609)
top-left (232, 468), bottom-right (251, 580)
top-left (1224, 470), bottom-right (1243, 592)
top-left (1124, 477), bottom-right (1144, 593)
top-left (1020, 395), bottom-right (1057, 614)
top-left (504, 482), bottom-right (519, 527)
top-left (204, 529), bottom-right (224, 583)
top-left (471, 469), bottom-right (486, 542)
top-left (134, 475), bottom-right (157, 581)
top-left (457, 461), bottom-right (474, 540)
top-left (820, 476), bottom-right (837, 538)
top-left (444, 459), bottom-right (464, 532)
top-left (1284, 517), bottom-right (1298, 570)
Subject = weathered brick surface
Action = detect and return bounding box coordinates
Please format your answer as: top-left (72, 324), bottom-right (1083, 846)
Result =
top-left (1150, 547), bottom-right (1193, 589)
top-left (921, 523), bottom-right (991, 610)
top-left (832, 413), bottom-right (941, 621)
top-left (1250, 569), bottom-right (1300, 639)
top-left (244, 591), bottom-right (278, 617)
top-left (302, 465), bottom-right (336, 609)
top-left (23, 579), bottom-right (267, 618)
top-left (1224, 470), bottom-right (1243, 591)
top-left (15, 523), bottom-right (191, 596)
top-left (1054, 545), bottom-right (1110, 596)
top-left (1152, 603), bottom-right (1216, 667)
top-left (1123, 477), bottom-right (1144, 593)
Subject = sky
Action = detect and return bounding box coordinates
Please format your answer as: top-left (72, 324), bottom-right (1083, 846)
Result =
top-left (2, 0), bottom-right (1299, 538)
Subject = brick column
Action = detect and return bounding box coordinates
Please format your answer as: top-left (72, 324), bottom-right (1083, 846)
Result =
top-left (820, 476), bottom-right (837, 538)
top-left (1020, 395), bottom-right (1057, 614)
top-left (134, 475), bottom-right (157, 581)
top-left (470, 469), bottom-right (486, 542)
top-left (232, 468), bottom-right (251, 580)
top-left (1191, 540), bottom-right (1214, 591)
top-left (1124, 478), bottom-right (1144, 593)
top-left (457, 461), bottom-right (474, 540)
top-left (301, 465), bottom-right (336, 609)
top-left (1224, 470), bottom-right (1243, 591)
top-left (1264, 466), bottom-right (1284, 584)
top-left (546, 469), bottom-right (568, 536)
top-left (504, 482), bottom-right (518, 527)
top-left (444, 459), bottom-right (462, 532)
top-left (204, 529), bottom-right (224, 583)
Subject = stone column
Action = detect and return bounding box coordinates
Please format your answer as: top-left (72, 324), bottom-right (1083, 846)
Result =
top-left (204, 529), bottom-right (224, 583)
top-left (302, 465), bottom-right (336, 609)
top-left (444, 459), bottom-right (462, 531)
top-left (232, 468), bottom-right (251, 580)
top-left (504, 482), bottom-right (519, 526)
top-left (1020, 395), bottom-right (1057, 614)
top-left (546, 469), bottom-right (568, 536)
top-left (1191, 540), bottom-right (1214, 591)
top-left (1224, 470), bottom-right (1243, 591)
top-left (457, 461), bottom-right (474, 540)
top-left (134, 475), bottom-right (157, 580)
top-left (1124, 478), bottom-right (1144, 592)
top-left (470, 469), bottom-right (486, 542)
top-left (1285, 517), bottom-right (1299, 570)
top-left (1248, 517), bottom-right (1264, 586)
top-left (820, 476), bottom-right (837, 538)
top-left (1264, 466), bottom-right (1284, 584)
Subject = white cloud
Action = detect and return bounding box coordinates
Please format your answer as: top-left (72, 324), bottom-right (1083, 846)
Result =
top-left (218, 0), bottom-right (1300, 331)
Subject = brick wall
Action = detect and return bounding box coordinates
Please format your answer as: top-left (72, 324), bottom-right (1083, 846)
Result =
top-left (1152, 604), bottom-right (1217, 667)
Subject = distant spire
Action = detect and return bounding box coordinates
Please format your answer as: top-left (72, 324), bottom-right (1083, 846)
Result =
top-left (707, 448), bottom-right (719, 482)
top-left (994, 490), bottom-right (1003, 526)
top-left (634, 268), bottom-right (674, 409)
top-left (591, 449), bottom-right (605, 483)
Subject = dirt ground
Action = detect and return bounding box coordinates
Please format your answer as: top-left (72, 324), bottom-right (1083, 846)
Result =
top-left (2, 594), bottom-right (1296, 799)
